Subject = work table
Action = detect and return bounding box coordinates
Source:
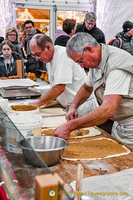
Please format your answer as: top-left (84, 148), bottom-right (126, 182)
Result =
top-left (0, 79), bottom-right (133, 199)
top-left (1, 116), bottom-right (133, 200)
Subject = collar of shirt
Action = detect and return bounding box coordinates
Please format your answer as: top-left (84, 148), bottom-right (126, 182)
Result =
top-left (97, 44), bottom-right (109, 74)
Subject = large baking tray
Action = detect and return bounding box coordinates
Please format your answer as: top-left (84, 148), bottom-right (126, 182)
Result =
top-left (2, 88), bottom-right (41, 100)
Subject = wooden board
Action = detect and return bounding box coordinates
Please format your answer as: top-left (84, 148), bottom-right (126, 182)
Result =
top-left (42, 116), bottom-right (67, 128)
top-left (40, 107), bottom-right (66, 117)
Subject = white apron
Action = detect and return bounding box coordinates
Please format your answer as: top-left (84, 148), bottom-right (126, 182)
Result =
top-left (77, 92), bottom-right (99, 117)
top-left (111, 117), bottom-right (133, 147)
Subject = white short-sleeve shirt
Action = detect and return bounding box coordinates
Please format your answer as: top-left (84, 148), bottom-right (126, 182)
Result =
top-left (86, 68), bottom-right (132, 96)
top-left (46, 45), bottom-right (87, 107)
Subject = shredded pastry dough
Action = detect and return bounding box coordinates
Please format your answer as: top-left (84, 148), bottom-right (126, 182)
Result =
top-left (62, 138), bottom-right (130, 160)
top-left (42, 129), bottom-right (90, 138)
top-left (11, 105), bottom-right (38, 111)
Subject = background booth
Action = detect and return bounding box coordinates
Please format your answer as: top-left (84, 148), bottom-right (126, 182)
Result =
top-left (0, 0), bottom-right (132, 42)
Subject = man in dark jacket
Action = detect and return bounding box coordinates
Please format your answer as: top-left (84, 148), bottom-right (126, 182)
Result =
top-left (76, 12), bottom-right (106, 44)
top-left (24, 20), bottom-right (46, 76)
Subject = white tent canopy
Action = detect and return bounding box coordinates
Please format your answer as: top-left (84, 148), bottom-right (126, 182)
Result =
top-left (15, 0), bottom-right (96, 11)
top-left (96, 0), bottom-right (133, 42)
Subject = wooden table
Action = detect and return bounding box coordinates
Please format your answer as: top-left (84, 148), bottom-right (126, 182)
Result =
top-left (0, 101), bottom-right (133, 200)
top-left (51, 129), bottom-right (133, 184)
top-left (0, 79), bottom-right (133, 199)
top-left (1, 125), bottom-right (133, 200)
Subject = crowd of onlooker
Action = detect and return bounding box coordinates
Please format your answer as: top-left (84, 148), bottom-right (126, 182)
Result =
top-left (0, 12), bottom-right (132, 78)
top-left (0, 20), bottom-right (47, 78)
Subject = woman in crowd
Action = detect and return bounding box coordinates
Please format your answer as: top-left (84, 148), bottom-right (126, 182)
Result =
top-left (0, 40), bottom-right (21, 77)
top-left (5, 27), bottom-right (24, 58)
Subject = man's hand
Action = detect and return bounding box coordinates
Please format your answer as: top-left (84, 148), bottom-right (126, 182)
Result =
top-left (54, 124), bottom-right (71, 140)
top-left (29, 101), bottom-right (41, 107)
top-left (65, 107), bottom-right (78, 121)
top-left (30, 84), bottom-right (66, 108)
top-left (29, 94), bottom-right (51, 107)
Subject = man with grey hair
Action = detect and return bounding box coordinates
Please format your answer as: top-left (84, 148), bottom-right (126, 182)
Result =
top-left (54, 32), bottom-right (133, 147)
top-left (29, 33), bottom-right (98, 116)
top-left (76, 12), bottom-right (106, 44)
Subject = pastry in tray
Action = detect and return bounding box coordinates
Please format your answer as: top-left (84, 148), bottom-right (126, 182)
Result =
top-left (11, 104), bottom-right (38, 111)
top-left (42, 128), bottom-right (90, 138)
top-left (70, 129), bottom-right (90, 137)
top-left (0, 75), bottom-right (19, 79)
top-left (62, 137), bottom-right (130, 161)
top-left (27, 72), bottom-right (37, 81)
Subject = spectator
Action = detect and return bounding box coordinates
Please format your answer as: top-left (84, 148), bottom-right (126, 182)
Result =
top-left (0, 40), bottom-right (21, 77)
top-left (16, 23), bottom-right (25, 44)
top-left (76, 12), bottom-right (106, 44)
top-left (54, 32), bottom-right (133, 147)
top-left (76, 12), bottom-right (106, 73)
top-left (24, 20), bottom-right (46, 77)
top-left (112, 20), bottom-right (133, 55)
top-left (30, 33), bottom-right (98, 116)
top-left (54, 19), bottom-right (76, 47)
top-left (5, 27), bottom-right (23, 58)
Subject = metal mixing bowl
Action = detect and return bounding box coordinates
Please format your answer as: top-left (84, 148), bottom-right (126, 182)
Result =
top-left (19, 136), bottom-right (68, 167)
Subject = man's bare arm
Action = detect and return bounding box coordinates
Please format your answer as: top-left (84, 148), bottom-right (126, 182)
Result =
top-left (34, 84), bottom-right (66, 107)
top-left (54, 94), bottom-right (122, 140)
top-left (70, 94), bottom-right (122, 129)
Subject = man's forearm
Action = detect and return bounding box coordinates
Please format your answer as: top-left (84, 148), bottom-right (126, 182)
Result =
top-left (37, 84), bottom-right (65, 107)
top-left (68, 95), bottom-right (122, 131)
top-left (70, 104), bottom-right (110, 131)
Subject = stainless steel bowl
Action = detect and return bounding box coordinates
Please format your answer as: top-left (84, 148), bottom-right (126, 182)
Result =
top-left (19, 136), bottom-right (68, 167)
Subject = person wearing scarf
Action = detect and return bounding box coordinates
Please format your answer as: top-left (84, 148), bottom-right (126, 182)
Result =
top-left (5, 27), bottom-right (23, 58)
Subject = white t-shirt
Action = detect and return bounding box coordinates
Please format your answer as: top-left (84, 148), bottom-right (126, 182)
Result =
top-left (87, 69), bottom-right (132, 96)
top-left (86, 44), bottom-right (133, 145)
top-left (46, 46), bottom-right (87, 107)
top-left (104, 70), bottom-right (131, 96)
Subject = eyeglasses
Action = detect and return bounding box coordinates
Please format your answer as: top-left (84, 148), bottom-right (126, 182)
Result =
top-left (8, 34), bottom-right (16, 37)
top-left (85, 20), bottom-right (95, 27)
top-left (25, 26), bottom-right (33, 29)
top-left (31, 50), bottom-right (44, 59)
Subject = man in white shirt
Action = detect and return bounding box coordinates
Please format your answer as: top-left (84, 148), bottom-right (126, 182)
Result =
top-left (29, 33), bottom-right (98, 116)
top-left (54, 32), bottom-right (133, 146)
